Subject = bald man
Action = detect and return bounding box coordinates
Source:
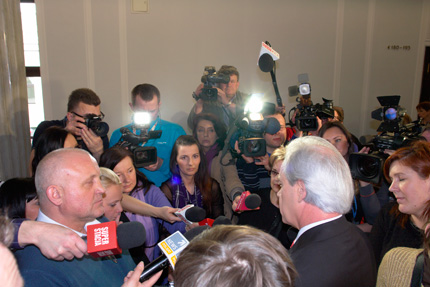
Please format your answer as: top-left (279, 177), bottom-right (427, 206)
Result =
top-left (15, 149), bottom-right (135, 287)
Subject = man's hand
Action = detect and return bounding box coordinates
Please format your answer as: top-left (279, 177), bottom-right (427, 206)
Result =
top-left (65, 112), bottom-right (87, 136)
top-left (154, 206), bottom-right (181, 223)
top-left (19, 221), bottom-right (87, 261)
top-left (143, 157), bottom-right (163, 172)
top-left (216, 88), bottom-right (230, 106)
top-left (254, 153), bottom-right (270, 171)
top-left (232, 195), bottom-right (241, 213)
top-left (81, 127), bottom-right (104, 160)
top-left (122, 261), bottom-right (162, 287)
top-left (234, 141), bottom-right (254, 164)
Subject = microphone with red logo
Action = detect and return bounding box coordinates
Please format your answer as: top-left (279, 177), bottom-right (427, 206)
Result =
top-left (234, 191), bottom-right (262, 212)
top-left (86, 221), bottom-right (146, 258)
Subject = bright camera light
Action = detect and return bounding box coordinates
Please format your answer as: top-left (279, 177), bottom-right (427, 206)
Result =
top-left (299, 83), bottom-right (311, 95)
top-left (133, 112), bottom-right (151, 126)
top-left (245, 94), bottom-right (264, 114)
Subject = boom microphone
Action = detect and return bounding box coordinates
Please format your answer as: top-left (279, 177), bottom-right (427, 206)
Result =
top-left (87, 221), bottom-right (146, 258)
top-left (258, 53), bottom-right (274, 73)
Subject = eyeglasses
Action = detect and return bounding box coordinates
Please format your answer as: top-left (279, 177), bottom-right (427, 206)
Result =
top-left (71, 111), bottom-right (105, 120)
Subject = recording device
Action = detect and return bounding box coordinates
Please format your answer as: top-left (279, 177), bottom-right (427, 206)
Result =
top-left (236, 115), bottom-right (281, 157)
top-left (234, 191), bottom-right (262, 212)
top-left (193, 66), bottom-right (230, 101)
top-left (81, 113), bottom-right (109, 137)
top-left (349, 95), bottom-right (422, 183)
top-left (258, 41), bottom-right (283, 108)
top-left (86, 221), bottom-right (146, 258)
top-left (116, 112), bottom-right (162, 167)
top-left (139, 215), bottom-right (233, 282)
top-left (287, 74), bottom-right (334, 132)
top-left (293, 97), bottom-right (334, 132)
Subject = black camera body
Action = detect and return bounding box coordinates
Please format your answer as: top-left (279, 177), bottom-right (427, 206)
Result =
top-left (349, 95), bottom-right (422, 183)
top-left (117, 127), bottom-right (162, 168)
top-left (194, 66), bottom-right (230, 101)
top-left (236, 115), bottom-right (280, 157)
top-left (294, 98), bottom-right (334, 132)
top-left (83, 114), bottom-right (109, 137)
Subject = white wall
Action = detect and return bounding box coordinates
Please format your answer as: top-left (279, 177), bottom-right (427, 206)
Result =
top-left (36, 0), bottom-right (430, 138)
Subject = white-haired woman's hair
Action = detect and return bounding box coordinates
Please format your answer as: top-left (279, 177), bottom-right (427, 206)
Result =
top-left (281, 136), bottom-right (353, 214)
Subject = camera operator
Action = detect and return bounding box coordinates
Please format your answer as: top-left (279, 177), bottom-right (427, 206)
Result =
top-left (187, 65), bottom-right (250, 130)
top-left (235, 112), bottom-right (287, 192)
top-left (30, 88), bottom-right (108, 167)
top-left (109, 84), bottom-right (186, 187)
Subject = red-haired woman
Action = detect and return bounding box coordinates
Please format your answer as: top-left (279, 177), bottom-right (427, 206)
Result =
top-left (370, 140), bottom-right (430, 266)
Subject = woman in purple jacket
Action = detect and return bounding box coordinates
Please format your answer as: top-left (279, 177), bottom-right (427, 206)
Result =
top-left (99, 146), bottom-right (185, 261)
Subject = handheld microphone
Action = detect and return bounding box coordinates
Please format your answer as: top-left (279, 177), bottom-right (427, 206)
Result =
top-left (139, 226), bottom-right (210, 282)
top-left (234, 191), bottom-right (262, 212)
top-left (175, 205), bottom-right (206, 225)
top-left (86, 221), bottom-right (146, 258)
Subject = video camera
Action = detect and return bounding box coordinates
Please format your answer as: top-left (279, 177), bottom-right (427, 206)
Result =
top-left (234, 97), bottom-right (280, 157)
top-left (349, 95), bottom-right (422, 183)
top-left (193, 66), bottom-right (230, 102)
top-left (82, 113), bottom-right (109, 137)
top-left (288, 74), bottom-right (334, 132)
top-left (116, 112), bottom-right (162, 168)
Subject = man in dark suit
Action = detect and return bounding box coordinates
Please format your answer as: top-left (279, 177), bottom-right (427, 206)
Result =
top-left (277, 136), bottom-right (376, 287)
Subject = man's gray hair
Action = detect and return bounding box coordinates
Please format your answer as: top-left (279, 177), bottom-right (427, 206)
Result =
top-left (281, 136), bottom-right (353, 214)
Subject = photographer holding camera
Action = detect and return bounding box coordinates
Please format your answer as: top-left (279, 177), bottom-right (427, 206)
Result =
top-left (187, 65), bottom-right (249, 130)
top-left (109, 84), bottom-right (186, 187)
top-left (30, 88), bottom-right (109, 165)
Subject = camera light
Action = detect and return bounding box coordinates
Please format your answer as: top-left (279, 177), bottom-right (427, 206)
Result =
top-left (299, 83), bottom-right (311, 96)
top-left (245, 94), bottom-right (264, 114)
top-left (384, 108), bottom-right (397, 120)
top-left (133, 112), bottom-right (151, 126)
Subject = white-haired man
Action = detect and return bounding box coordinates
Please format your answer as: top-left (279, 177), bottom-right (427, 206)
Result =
top-left (278, 136), bottom-right (376, 287)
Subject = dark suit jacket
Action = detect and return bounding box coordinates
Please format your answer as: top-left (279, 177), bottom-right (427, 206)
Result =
top-left (289, 216), bottom-right (376, 287)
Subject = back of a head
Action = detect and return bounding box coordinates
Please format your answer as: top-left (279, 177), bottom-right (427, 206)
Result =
top-left (67, 88), bottom-right (100, 112)
top-left (32, 126), bottom-right (70, 174)
top-left (281, 136), bottom-right (353, 214)
top-left (0, 178), bottom-right (36, 219)
top-left (174, 225), bottom-right (296, 287)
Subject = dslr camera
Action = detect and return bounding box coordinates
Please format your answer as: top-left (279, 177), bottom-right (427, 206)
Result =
top-left (81, 113), bottom-right (109, 137)
top-left (116, 112), bottom-right (162, 168)
top-left (193, 66), bottom-right (230, 102)
top-left (349, 95), bottom-right (422, 183)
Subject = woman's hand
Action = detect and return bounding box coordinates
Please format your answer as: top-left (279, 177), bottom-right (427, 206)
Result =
top-left (122, 261), bottom-right (162, 287)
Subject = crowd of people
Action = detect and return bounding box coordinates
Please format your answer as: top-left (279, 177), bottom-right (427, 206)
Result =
top-left (2, 64), bottom-right (430, 286)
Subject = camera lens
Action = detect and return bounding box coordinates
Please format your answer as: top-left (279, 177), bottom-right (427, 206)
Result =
top-left (135, 150), bottom-right (148, 161)
top-left (88, 120), bottom-right (109, 137)
top-left (357, 156), bottom-right (380, 178)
